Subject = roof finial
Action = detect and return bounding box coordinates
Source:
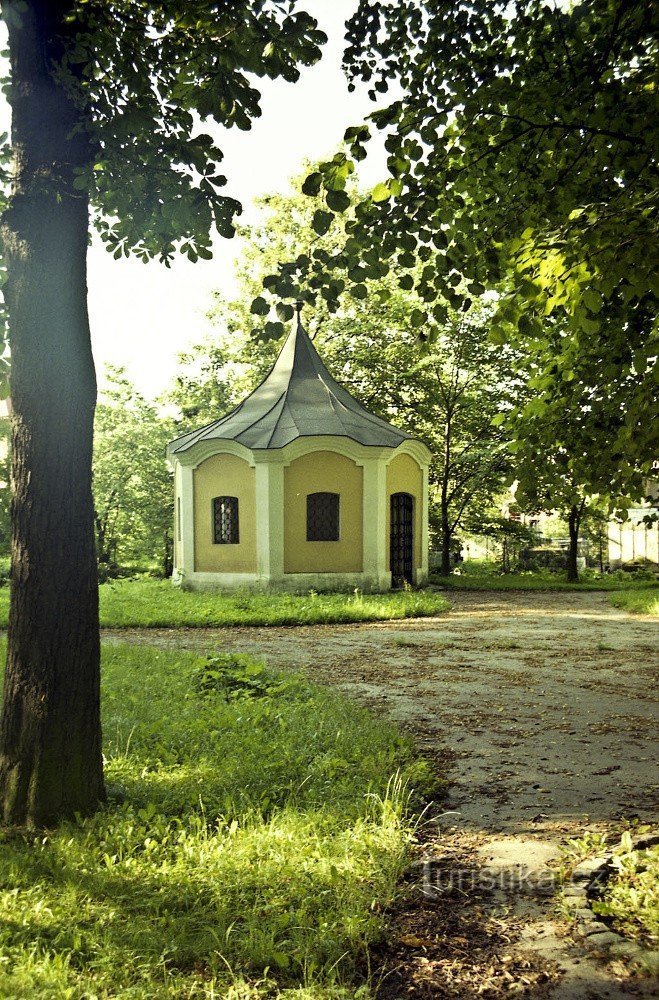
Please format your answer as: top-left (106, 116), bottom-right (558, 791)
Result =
top-left (295, 299), bottom-right (303, 323)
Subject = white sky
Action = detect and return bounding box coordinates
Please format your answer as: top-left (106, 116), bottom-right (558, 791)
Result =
top-left (79, 1), bottom-right (384, 398)
top-left (0, 1), bottom-right (385, 398)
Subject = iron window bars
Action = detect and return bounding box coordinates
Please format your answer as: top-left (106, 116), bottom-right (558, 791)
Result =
top-left (307, 492), bottom-right (339, 541)
top-left (213, 496), bottom-right (239, 544)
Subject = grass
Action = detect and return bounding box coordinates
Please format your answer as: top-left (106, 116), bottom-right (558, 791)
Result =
top-left (0, 578), bottom-right (450, 629)
top-left (591, 833), bottom-right (659, 950)
top-left (560, 830), bottom-right (659, 959)
top-left (0, 640), bottom-right (437, 999)
top-left (430, 562), bottom-right (659, 593)
top-left (607, 588), bottom-right (659, 616)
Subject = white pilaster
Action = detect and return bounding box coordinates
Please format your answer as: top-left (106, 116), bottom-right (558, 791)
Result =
top-left (255, 457), bottom-right (284, 584)
top-left (362, 457), bottom-right (389, 588)
top-left (177, 462), bottom-right (195, 578)
top-left (419, 462), bottom-right (430, 583)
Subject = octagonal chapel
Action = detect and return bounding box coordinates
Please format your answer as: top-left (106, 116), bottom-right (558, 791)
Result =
top-left (167, 313), bottom-right (430, 591)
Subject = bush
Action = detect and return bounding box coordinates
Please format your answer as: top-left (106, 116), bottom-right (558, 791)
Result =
top-left (518, 547), bottom-right (567, 571)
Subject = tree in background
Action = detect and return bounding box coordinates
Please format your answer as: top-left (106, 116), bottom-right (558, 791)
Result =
top-left (94, 369), bottom-right (174, 578)
top-left (172, 182), bottom-right (522, 574)
top-left (509, 392), bottom-right (613, 583)
top-left (465, 514), bottom-right (540, 575)
top-left (0, 0), bottom-right (325, 826)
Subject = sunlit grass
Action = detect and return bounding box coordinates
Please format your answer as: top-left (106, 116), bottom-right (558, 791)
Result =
top-left (590, 833), bottom-right (659, 950)
top-left (608, 589), bottom-right (659, 616)
top-left (0, 578), bottom-right (450, 629)
top-left (0, 641), bottom-right (436, 998)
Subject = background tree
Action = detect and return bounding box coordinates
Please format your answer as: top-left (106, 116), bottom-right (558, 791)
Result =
top-left (508, 398), bottom-right (607, 583)
top-left (0, 0), bottom-right (325, 827)
top-left (94, 369), bottom-right (174, 577)
top-left (173, 181), bottom-right (522, 574)
top-left (465, 513), bottom-right (540, 574)
top-left (501, 306), bottom-right (654, 580)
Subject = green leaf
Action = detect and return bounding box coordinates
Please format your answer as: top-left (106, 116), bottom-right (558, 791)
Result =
top-left (264, 320), bottom-right (284, 340)
top-left (410, 308), bottom-right (426, 328)
top-left (276, 302), bottom-right (295, 322)
top-left (312, 210), bottom-right (333, 236)
top-left (301, 172), bottom-right (322, 197)
top-left (582, 288), bottom-right (602, 313)
top-left (350, 284), bottom-right (367, 300)
top-left (250, 296), bottom-right (269, 316)
top-left (579, 314), bottom-right (600, 335)
top-left (371, 183), bottom-right (391, 203)
top-left (326, 189), bottom-right (350, 213)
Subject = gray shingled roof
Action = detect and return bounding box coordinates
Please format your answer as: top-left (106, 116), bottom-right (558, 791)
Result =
top-left (168, 318), bottom-right (414, 454)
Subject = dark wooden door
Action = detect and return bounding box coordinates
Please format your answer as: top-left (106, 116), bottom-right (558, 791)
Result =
top-left (390, 492), bottom-right (414, 587)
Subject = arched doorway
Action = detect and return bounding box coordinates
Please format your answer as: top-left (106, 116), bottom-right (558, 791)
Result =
top-left (390, 492), bottom-right (414, 587)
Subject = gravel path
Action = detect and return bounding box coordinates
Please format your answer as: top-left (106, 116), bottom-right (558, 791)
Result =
top-left (104, 590), bottom-right (659, 998)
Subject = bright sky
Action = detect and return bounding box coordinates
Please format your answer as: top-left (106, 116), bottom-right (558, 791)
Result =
top-left (78, 0), bottom-right (383, 399)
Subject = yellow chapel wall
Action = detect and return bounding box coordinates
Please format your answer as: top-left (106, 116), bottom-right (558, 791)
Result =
top-left (385, 452), bottom-right (423, 571)
top-left (284, 450), bottom-right (363, 574)
top-left (193, 454), bottom-right (257, 573)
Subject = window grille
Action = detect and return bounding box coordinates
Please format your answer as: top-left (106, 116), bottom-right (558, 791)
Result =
top-left (213, 496), bottom-right (239, 544)
top-left (307, 492), bottom-right (339, 541)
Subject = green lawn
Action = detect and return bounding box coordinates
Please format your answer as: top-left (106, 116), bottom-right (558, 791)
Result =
top-left (607, 588), bottom-right (659, 616)
top-left (0, 578), bottom-right (451, 629)
top-left (0, 641), bottom-right (435, 999)
top-left (430, 565), bottom-right (659, 593)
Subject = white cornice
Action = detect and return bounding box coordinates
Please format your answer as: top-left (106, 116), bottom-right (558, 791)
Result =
top-left (171, 435), bottom-right (431, 471)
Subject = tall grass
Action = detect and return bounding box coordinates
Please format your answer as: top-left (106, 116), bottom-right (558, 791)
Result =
top-left (0, 641), bottom-right (435, 999)
top-left (0, 579), bottom-right (450, 629)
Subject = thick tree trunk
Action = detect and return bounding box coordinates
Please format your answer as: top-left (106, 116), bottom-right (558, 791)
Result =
top-left (0, 1), bottom-right (105, 825)
top-left (566, 504), bottom-right (582, 583)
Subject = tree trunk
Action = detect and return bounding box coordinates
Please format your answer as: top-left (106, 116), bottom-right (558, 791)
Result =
top-left (566, 504), bottom-right (582, 583)
top-left (440, 501), bottom-right (451, 576)
top-left (0, 0), bottom-right (105, 826)
top-left (440, 411), bottom-right (452, 575)
top-left (162, 531), bottom-right (173, 578)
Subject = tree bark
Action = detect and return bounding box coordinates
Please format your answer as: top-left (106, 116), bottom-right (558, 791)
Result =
top-left (440, 409), bottom-right (452, 575)
top-left (0, 0), bottom-right (105, 825)
top-left (566, 504), bottom-right (582, 583)
top-left (440, 500), bottom-right (452, 576)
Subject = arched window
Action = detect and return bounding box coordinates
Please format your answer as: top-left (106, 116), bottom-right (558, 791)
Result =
top-left (213, 496), bottom-right (239, 544)
top-left (307, 492), bottom-right (339, 541)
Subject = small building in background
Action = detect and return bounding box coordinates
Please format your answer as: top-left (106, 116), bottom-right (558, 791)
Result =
top-left (608, 472), bottom-right (659, 568)
top-left (167, 312), bottom-right (430, 591)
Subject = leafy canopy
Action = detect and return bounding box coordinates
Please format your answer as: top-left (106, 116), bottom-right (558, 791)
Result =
top-left (251, 1), bottom-right (658, 475)
top-left (49, 1), bottom-right (327, 262)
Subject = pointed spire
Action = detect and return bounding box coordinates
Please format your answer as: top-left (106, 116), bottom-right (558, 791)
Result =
top-left (169, 311), bottom-right (415, 453)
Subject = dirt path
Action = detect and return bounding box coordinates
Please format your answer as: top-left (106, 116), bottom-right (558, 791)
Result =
top-left (104, 590), bottom-right (658, 998)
